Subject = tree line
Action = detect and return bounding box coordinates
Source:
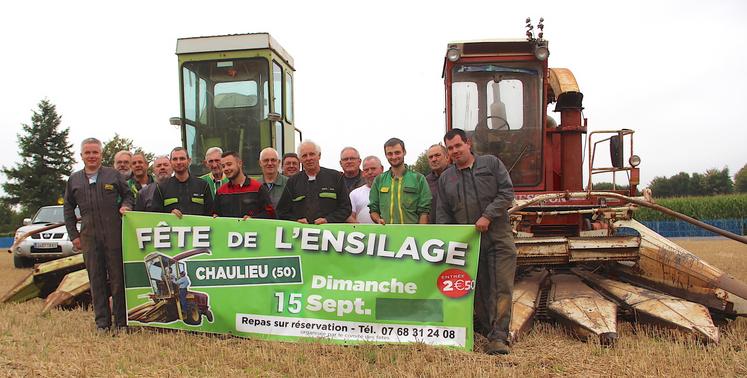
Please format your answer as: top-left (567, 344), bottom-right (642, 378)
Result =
top-left (0, 99), bottom-right (150, 234)
top-left (647, 167), bottom-right (747, 198)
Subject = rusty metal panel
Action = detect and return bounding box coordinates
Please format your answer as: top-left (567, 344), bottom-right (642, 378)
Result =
top-left (574, 268), bottom-right (719, 344)
top-left (612, 219), bottom-right (747, 315)
top-left (509, 269), bottom-right (549, 343)
top-left (516, 237), bottom-right (569, 265)
top-left (567, 236), bottom-right (640, 250)
top-left (548, 273), bottom-right (618, 345)
top-left (568, 236), bottom-right (639, 262)
top-left (42, 269), bottom-right (90, 314)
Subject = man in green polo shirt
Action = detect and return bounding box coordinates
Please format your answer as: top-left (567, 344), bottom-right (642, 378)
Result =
top-left (369, 138), bottom-right (431, 224)
top-left (199, 146), bottom-right (228, 197)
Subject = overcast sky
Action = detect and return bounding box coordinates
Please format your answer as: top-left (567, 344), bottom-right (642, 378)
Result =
top-left (1, 0), bottom-right (745, 187)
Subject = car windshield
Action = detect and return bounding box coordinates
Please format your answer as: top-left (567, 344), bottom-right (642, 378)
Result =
top-left (32, 206), bottom-right (80, 224)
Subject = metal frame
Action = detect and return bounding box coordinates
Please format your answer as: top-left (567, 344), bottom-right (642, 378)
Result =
top-left (587, 129), bottom-right (635, 191)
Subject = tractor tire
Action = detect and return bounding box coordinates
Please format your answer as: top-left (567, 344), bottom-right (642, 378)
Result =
top-left (13, 255), bottom-right (32, 268)
top-left (183, 305), bottom-right (201, 325)
top-left (204, 310), bottom-right (214, 322)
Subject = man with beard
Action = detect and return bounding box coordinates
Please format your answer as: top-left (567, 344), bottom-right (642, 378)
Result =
top-left (339, 147), bottom-right (365, 192)
top-left (127, 152), bottom-right (154, 200)
top-left (199, 147), bottom-right (228, 198)
top-left (135, 155), bottom-right (173, 211)
top-left (369, 138), bottom-right (431, 224)
top-left (151, 147), bottom-right (213, 217)
top-left (347, 156), bottom-right (384, 224)
top-left (425, 144), bottom-right (450, 224)
top-left (276, 140), bottom-right (351, 224)
top-left (436, 128), bottom-right (516, 355)
top-left (214, 151), bottom-right (275, 219)
top-left (64, 138), bottom-right (133, 332)
top-left (258, 147), bottom-right (287, 208)
top-left (282, 152), bottom-right (300, 177)
top-left (114, 150), bottom-right (132, 179)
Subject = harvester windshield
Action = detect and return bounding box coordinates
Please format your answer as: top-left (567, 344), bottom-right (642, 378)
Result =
top-left (145, 253), bottom-right (179, 299)
top-left (182, 58), bottom-right (269, 175)
top-left (450, 63), bottom-right (543, 186)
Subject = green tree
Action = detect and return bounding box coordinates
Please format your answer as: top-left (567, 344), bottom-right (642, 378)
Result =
top-left (689, 172), bottom-right (706, 196)
top-left (668, 172), bottom-right (691, 196)
top-left (591, 182), bottom-right (629, 191)
top-left (648, 176), bottom-right (673, 197)
top-left (703, 167), bottom-right (733, 195)
top-left (2, 99), bottom-right (75, 213)
top-left (101, 133), bottom-right (154, 167)
top-left (0, 200), bottom-right (24, 235)
top-left (412, 150), bottom-right (430, 176)
top-left (734, 164), bottom-right (747, 193)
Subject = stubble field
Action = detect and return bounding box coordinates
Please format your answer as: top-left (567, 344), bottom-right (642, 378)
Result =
top-left (0, 239), bottom-right (745, 377)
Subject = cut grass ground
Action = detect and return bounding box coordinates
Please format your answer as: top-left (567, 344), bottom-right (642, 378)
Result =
top-left (1, 239), bottom-right (746, 377)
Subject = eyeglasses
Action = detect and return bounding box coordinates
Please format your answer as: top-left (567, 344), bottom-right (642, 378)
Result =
top-left (261, 158), bottom-right (279, 163)
top-left (341, 157), bottom-right (360, 162)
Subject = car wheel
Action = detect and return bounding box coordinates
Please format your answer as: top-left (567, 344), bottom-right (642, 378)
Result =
top-left (13, 255), bottom-right (33, 268)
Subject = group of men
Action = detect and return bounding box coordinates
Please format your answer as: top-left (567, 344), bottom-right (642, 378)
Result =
top-left (63, 128), bottom-right (517, 355)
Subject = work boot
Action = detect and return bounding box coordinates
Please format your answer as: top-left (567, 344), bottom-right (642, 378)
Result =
top-left (485, 339), bottom-right (511, 355)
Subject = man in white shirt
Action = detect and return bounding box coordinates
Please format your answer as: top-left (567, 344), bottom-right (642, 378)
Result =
top-left (347, 156), bottom-right (384, 223)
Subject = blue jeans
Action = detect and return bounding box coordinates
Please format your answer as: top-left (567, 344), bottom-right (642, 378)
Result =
top-left (179, 287), bottom-right (189, 315)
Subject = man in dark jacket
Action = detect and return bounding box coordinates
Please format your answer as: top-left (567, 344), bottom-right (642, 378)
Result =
top-left (215, 151), bottom-right (275, 219)
top-left (127, 152), bottom-right (154, 200)
top-left (436, 128), bottom-right (517, 355)
top-left (339, 147), bottom-right (365, 192)
top-left (425, 143), bottom-right (450, 224)
top-left (64, 137), bottom-right (134, 331)
top-left (151, 147), bottom-right (213, 217)
top-left (277, 140), bottom-right (351, 224)
top-left (135, 155), bottom-right (172, 212)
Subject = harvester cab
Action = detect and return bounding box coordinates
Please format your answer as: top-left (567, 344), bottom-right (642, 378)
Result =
top-left (144, 253), bottom-right (183, 300)
top-left (173, 33), bottom-right (298, 176)
top-left (443, 19), bottom-right (640, 198)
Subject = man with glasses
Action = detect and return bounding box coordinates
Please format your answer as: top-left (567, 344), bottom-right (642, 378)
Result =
top-left (258, 147), bottom-right (287, 208)
top-left (282, 152), bottom-right (300, 177)
top-left (114, 150), bottom-right (133, 179)
top-left (339, 147), bottom-right (365, 192)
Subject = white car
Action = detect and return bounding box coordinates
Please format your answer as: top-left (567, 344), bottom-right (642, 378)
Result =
top-left (11, 205), bottom-right (80, 268)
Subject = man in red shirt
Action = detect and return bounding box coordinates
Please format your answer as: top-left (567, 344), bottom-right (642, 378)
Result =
top-left (214, 151), bottom-right (275, 219)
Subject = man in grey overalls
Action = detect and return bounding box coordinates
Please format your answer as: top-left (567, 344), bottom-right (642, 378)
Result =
top-left (64, 137), bottom-right (133, 331)
top-left (437, 128), bottom-right (517, 355)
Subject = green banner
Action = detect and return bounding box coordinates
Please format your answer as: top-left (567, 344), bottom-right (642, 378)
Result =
top-left (123, 212), bottom-right (480, 350)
